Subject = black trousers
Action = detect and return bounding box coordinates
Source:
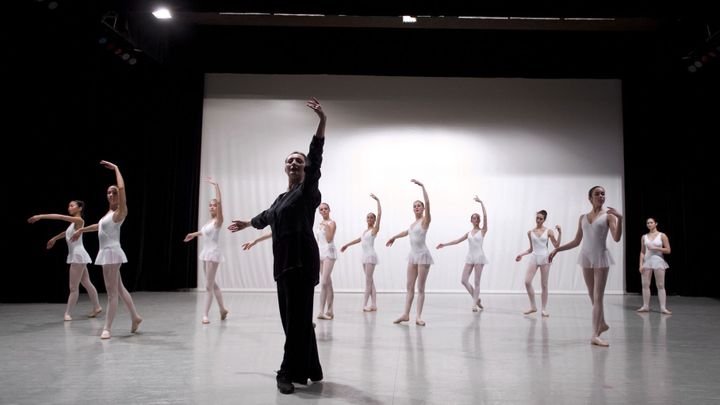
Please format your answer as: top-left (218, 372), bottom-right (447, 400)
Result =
top-left (276, 270), bottom-right (323, 384)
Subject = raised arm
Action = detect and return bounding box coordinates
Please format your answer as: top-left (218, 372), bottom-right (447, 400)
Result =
top-left (412, 179), bottom-right (430, 228)
top-left (515, 231), bottom-right (534, 261)
top-left (549, 225), bottom-right (562, 248)
top-left (607, 207), bottom-right (623, 242)
top-left (206, 177), bottom-right (223, 227)
top-left (436, 233), bottom-right (469, 249)
top-left (72, 223), bottom-right (99, 241)
top-left (549, 215), bottom-right (584, 262)
top-left (307, 97), bottom-right (326, 139)
top-left (386, 230), bottom-right (409, 247)
top-left (46, 230), bottom-right (67, 250)
top-left (340, 237), bottom-right (361, 252)
top-left (101, 160), bottom-right (127, 223)
top-left (371, 193), bottom-right (382, 235)
top-left (302, 99), bottom-right (326, 197)
top-left (475, 196), bottom-right (488, 235)
top-left (242, 231), bottom-right (272, 250)
top-left (28, 214), bottom-right (84, 228)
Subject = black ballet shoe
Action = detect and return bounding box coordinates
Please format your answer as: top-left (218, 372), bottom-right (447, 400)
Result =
top-left (277, 381), bottom-right (295, 394)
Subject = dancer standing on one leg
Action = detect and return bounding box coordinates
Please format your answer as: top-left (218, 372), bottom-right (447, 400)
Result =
top-left (550, 186), bottom-right (622, 347)
top-left (184, 177), bottom-right (230, 324)
top-left (228, 98), bottom-right (325, 394)
top-left (73, 161), bottom-right (142, 340)
top-left (316, 203), bottom-right (337, 320)
top-left (340, 193), bottom-right (382, 312)
top-left (637, 217), bottom-right (672, 314)
top-left (436, 196), bottom-right (489, 312)
top-left (515, 210), bottom-right (561, 317)
top-left (28, 201), bottom-right (102, 321)
top-left (387, 180), bottom-right (433, 326)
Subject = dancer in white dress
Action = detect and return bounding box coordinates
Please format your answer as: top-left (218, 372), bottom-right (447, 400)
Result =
top-left (28, 200), bottom-right (102, 321)
top-left (637, 217), bottom-right (672, 314)
top-left (515, 210), bottom-right (561, 317)
top-left (340, 194), bottom-right (382, 311)
top-left (436, 196), bottom-right (489, 312)
top-left (184, 178), bottom-right (229, 324)
top-left (316, 203), bottom-right (337, 320)
top-left (73, 161), bottom-right (142, 339)
top-left (387, 179), bottom-right (432, 326)
top-left (550, 186), bottom-right (623, 347)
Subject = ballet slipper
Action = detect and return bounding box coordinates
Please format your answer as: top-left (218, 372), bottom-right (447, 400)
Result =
top-left (523, 308), bottom-right (537, 315)
top-left (660, 308), bottom-right (672, 315)
top-left (472, 305), bottom-right (480, 312)
top-left (88, 307), bottom-right (103, 318)
top-left (591, 336), bottom-right (609, 347)
top-left (131, 316), bottom-right (143, 333)
top-left (363, 306), bottom-right (373, 312)
top-left (202, 316), bottom-right (210, 324)
top-left (636, 306), bottom-right (650, 313)
top-left (370, 306), bottom-right (377, 312)
top-left (100, 329), bottom-right (111, 339)
top-left (317, 313), bottom-right (331, 320)
top-left (393, 315), bottom-right (409, 324)
top-left (541, 311), bottom-right (550, 317)
top-left (476, 299), bottom-right (484, 309)
top-left (415, 319), bottom-right (426, 326)
top-left (325, 312), bottom-right (334, 320)
top-left (220, 309), bottom-right (229, 320)
top-left (64, 314), bottom-right (72, 321)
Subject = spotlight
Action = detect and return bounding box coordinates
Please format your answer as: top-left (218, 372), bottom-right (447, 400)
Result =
top-left (152, 8), bottom-right (172, 20)
top-left (402, 15), bottom-right (417, 23)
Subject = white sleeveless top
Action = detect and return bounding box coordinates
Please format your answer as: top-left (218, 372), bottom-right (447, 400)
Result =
top-left (643, 233), bottom-right (669, 270)
top-left (199, 220), bottom-right (224, 263)
top-left (578, 213), bottom-right (614, 268)
top-left (465, 229), bottom-right (489, 265)
top-left (95, 210), bottom-right (127, 265)
top-left (408, 221), bottom-right (434, 265)
top-left (65, 222), bottom-right (92, 264)
top-left (317, 222), bottom-right (337, 260)
top-left (530, 228), bottom-right (550, 266)
top-left (361, 229), bottom-right (378, 265)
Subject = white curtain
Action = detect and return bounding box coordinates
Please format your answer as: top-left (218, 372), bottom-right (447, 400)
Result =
top-left (198, 74), bottom-right (625, 294)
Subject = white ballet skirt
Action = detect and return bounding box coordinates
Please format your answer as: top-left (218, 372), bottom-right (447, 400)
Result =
top-left (95, 211), bottom-right (128, 265)
top-left (465, 230), bottom-right (489, 265)
top-left (530, 228), bottom-right (550, 266)
top-left (361, 229), bottom-right (378, 265)
top-left (407, 221), bottom-right (434, 265)
top-left (65, 223), bottom-right (92, 264)
top-left (577, 213), bottom-right (614, 268)
top-left (643, 233), bottom-right (669, 270)
top-left (317, 223), bottom-right (337, 260)
top-left (199, 220), bottom-right (225, 263)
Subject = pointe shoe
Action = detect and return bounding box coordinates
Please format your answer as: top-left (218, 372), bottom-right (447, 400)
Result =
top-left (131, 317), bottom-right (143, 333)
top-left (415, 319), bottom-right (426, 326)
top-left (64, 314), bottom-right (72, 321)
top-left (541, 311), bottom-right (550, 317)
top-left (220, 309), bottom-right (229, 320)
top-left (591, 336), bottom-right (609, 347)
top-left (523, 308), bottom-right (537, 315)
top-left (88, 308), bottom-right (103, 318)
top-left (202, 316), bottom-right (210, 324)
top-left (100, 329), bottom-right (111, 339)
top-left (636, 306), bottom-right (650, 313)
top-left (661, 308), bottom-right (673, 315)
top-left (393, 315), bottom-right (409, 324)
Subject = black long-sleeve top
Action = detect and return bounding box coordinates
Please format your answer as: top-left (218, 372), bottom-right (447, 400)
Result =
top-left (251, 135), bottom-right (323, 285)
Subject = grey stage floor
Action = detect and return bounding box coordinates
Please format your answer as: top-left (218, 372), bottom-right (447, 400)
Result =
top-left (1, 292), bottom-right (719, 404)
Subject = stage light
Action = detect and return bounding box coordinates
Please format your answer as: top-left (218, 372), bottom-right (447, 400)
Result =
top-left (402, 16), bottom-right (417, 23)
top-left (152, 8), bottom-right (172, 20)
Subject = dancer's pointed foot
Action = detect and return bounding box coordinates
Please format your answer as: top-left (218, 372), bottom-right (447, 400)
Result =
top-left (64, 314), bottom-right (72, 321)
top-left (415, 319), bottom-right (426, 326)
top-left (523, 308), bottom-right (537, 315)
top-left (476, 298), bottom-right (484, 309)
top-left (472, 305), bottom-right (480, 312)
top-left (100, 329), bottom-right (111, 339)
top-left (591, 336), bottom-right (609, 347)
top-left (541, 310), bottom-right (550, 317)
top-left (393, 315), bottom-right (410, 324)
top-left (220, 308), bottom-right (229, 320)
top-left (88, 307), bottom-right (103, 318)
top-left (599, 322), bottom-right (610, 335)
top-left (636, 306), bottom-right (650, 313)
top-left (661, 307), bottom-right (673, 315)
top-left (131, 316), bottom-right (143, 333)
top-left (202, 316), bottom-right (210, 324)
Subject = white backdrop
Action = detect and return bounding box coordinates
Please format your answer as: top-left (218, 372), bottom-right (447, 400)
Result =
top-left (198, 74), bottom-right (625, 294)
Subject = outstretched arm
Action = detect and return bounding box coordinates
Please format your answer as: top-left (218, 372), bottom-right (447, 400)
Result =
top-left (549, 216), bottom-right (583, 262)
top-left (72, 223), bottom-right (99, 241)
top-left (475, 196), bottom-right (488, 235)
top-left (386, 230), bottom-right (409, 247)
top-left (28, 214), bottom-right (84, 228)
top-left (437, 233), bottom-right (469, 249)
top-left (101, 160), bottom-right (127, 223)
top-left (371, 193), bottom-right (382, 235)
top-left (242, 231), bottom-right (272, 250)
top-left (184, 231), bottom-right (202, 242)
top-left (515, 232), bottom-right (534, 261)
top-left (340, 237), bottom-right (361, 252)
